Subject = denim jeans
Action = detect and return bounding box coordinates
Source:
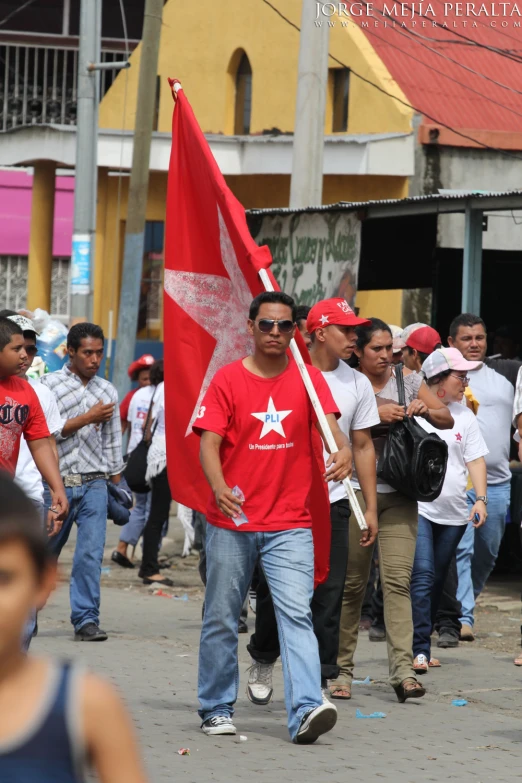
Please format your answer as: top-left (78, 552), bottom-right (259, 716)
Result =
top-left (119, 491), bottom-right (151, 547)
top-left (411, 516), bottom-right (466, 659)
top-left (456, 482), bottom-right (511, 627)
top-left (22, 500), bottom-right (45, 651)
top-left (198, 524), bottom-right (322, 740)
top-left (44, 479), bottom-right (108, 633)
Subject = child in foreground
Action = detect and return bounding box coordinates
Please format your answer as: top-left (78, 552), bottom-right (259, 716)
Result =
top-left (0, 473), bottom-right (148, 783)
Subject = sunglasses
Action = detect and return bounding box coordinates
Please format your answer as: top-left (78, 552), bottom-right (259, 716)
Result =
top-left (256, 319), bottom-right (295, 334)
top-left (25, 345), bottom-right (38, 357)
top-left (449, 372), bottom-right (469, 384)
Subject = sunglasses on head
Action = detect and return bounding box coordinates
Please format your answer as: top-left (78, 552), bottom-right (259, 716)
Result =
top-left (256, 319), bottom-right (295, 334)
top-left (25, 345), bottom-right (38, 356)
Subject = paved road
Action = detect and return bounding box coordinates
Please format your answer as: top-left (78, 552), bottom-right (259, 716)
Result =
top-left (34, 524), bottom-right (522, 783)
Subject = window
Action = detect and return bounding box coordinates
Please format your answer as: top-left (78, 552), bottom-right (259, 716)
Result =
top-left (234, 52), bottom-right (252, 135)
top-left (331, 68), bottom-right (350, 133)
top-left (0, 255), bottom-right (69, 319)
top-left (137, 221), bottom-right (164, 340)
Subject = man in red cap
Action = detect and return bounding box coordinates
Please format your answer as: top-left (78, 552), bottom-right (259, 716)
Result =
top-left (401, 323), bottom-right (442, 373)
top-left (246, 297), bottom-right (379, 704)
top-left (119, 354), bottom-right (155, 435)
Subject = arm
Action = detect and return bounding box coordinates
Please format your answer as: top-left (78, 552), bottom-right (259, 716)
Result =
top-left (408, 382), bottom-right (454, 430)
top-left (27, 438), bottom-right (68, 520)
top-left (315, 413), bottom-right (352, 482)
top-left (83, 673), bottom-right (148, 783)
top-left (61, 401), bottom-right (115, 438)
top-left (467, 456), bottom-right (488, 528)
top-left (200, 430), bottom-right (243, 518)
top-left (351, 428), bottom-right (378, 547)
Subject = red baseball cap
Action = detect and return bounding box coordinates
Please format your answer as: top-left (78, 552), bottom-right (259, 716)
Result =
top-left (307, 298), bottom-right (371, 333)
top-left (127, 354), bottom-right (155, 379)
top-left (405, 325), bottom-right (441, 355)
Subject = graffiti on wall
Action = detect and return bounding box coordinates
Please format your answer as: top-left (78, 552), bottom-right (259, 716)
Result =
top-left (249, 211), bottom-right (361, 306)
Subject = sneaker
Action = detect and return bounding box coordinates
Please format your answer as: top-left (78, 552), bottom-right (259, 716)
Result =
top-left (201, 715), bottom-right (237, 736)
top-left (248, 587), bottom-right (257, 614)
top-left (413, 654), bottom-right (429, 674)
top-left (238, 618), bottom-right (248, 634)
top-left (460, 623), bottom-right (475, 642)
top-left (321, 686), bottom-right (331, 703)
top-left (368, 624), bottom-right (386, 642)
top-left (74, 623), bottom-right (108, 642)
top-left (437, 630), bottom-right (459, 649)
top-left (246, 660), bottom-right (274, 705)
top-left (294, 702), bottom-right (338, 745)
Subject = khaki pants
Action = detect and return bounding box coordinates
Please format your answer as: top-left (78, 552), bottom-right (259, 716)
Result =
top-left (334, 490), bottom-right (418, 688)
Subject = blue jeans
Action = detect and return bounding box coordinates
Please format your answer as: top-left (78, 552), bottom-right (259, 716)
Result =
top-left (411, 516), bottom-right (466, 659)
top-left (22, 500), bottom-right (46, 651)
top-left (119, 491), bottom-right (151, 546)
top-left (44, 479), bottom-right (108, 632)
top-left (198, 525), bottom-right (322, 740)
top-left (456, 482), bottom-right (511, 627)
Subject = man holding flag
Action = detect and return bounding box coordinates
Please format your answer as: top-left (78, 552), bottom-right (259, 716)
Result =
top-left (193, 290), bottom-right (351, 743)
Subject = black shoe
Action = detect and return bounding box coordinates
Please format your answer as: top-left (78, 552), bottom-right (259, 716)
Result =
top-left (293, 703), bottom-right (338, 744)
top-left (238, 619), bottom-right (248, 634)
top-left (142, 576), bottom-right (175, 587)
top-left (437, 630), bottom-right (459, 648)
top-left (369, 624), bottom-right (386, 642)
top-left (111, 551), bottom-right (135, 569)
top-left (74, 623), bottom-right (108, 642)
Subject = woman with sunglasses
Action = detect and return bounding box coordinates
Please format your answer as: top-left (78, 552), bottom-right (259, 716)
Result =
top-left (411, 347), bottom-right (488, 674)
top-left (331, 318), bottom-right (453, 703)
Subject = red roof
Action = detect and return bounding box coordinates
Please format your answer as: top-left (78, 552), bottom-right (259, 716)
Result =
top-left (357, 0), bottom-right (522, 145)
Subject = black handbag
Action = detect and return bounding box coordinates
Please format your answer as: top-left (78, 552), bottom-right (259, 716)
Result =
top-left (377, 365), bottom-right (448, 502)
top-left (123, 391), bottom-right (157, 494)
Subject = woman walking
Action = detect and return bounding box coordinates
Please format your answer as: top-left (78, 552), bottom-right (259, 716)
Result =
top-left (411, 347), bottom-right (488, 673)
top-left (330, 318), bottom-right (453, 703)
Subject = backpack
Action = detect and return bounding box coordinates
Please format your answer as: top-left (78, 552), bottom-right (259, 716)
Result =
top-left (377, 365), bottom-right (448, 502)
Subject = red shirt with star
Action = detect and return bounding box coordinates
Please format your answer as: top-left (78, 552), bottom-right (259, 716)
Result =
top-left (193, 357), bottom-right (339, 532)
top-left (0, 376), bottom-right (50, 475)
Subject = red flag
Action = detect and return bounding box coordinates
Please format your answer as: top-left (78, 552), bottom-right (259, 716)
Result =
top-left (164, 81), bottom-right (330, 583)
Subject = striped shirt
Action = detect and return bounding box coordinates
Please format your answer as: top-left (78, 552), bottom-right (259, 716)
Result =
top-left (41, 366), bottom-right (123, 476)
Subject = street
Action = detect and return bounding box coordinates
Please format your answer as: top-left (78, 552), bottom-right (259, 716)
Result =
top-left (35, 523), bottom-right (522, 783)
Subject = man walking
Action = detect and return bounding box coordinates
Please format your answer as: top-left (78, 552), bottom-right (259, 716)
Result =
top-left (194, 291), bottom-right (351, 743)
top-left (448, 314), bottom-right (516, 640)
top-left (41, 322), bottom-right (123, 642)
top-left (246, 298), bottom-right (379, 704)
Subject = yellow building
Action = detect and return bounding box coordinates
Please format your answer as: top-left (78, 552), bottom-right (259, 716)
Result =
top-left (1, 0), bottom-right (414, 337)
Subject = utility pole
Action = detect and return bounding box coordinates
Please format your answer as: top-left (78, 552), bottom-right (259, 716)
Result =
top-left (112, 0), bottom-right (164, 400)
top-left (289, 0), bottom-right (330, 209)
top-left (70, 0), bottom-right (101, 321)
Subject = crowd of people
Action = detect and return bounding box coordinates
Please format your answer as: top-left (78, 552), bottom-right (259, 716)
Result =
top-left (0, 292), bottom-right (520, 774)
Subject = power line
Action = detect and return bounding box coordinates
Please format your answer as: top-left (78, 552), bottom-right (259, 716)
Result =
top-left (0, 0), bottom-right (36, 28)
top-left (260, 0), bottom-right (522, 162)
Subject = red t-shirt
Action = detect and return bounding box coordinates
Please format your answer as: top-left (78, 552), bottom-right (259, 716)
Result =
top-left (0, 376), bottom-right (50, 475)
top-left (119, 388), bottom-right (137, 423)
top-left (193, 358), bottom-right (339, 532)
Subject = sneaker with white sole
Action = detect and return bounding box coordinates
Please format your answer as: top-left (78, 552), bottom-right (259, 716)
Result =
top-left (413, 653), bottom-right (429, 674)
top-left (246, 660), bottom-right (274, 705)
top-left (293, 702), bottom-right (338, 744)
top-left (248, 587), bottom-right (257, 614)
top-left (321, 686), bottom-right (331, 703)
top-left (201, 715), bottom-right (237, 735)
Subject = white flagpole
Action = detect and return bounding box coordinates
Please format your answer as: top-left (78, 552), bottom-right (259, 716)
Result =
top-left (258, 269), bottom-right (368, 532)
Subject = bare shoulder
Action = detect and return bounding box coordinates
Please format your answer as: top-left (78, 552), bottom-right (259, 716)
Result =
top-left (82, 672), bottom-right (122, 717)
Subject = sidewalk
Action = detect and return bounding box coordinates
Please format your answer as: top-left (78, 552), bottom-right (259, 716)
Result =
top-left (34, 524), bottom-right (522, 783)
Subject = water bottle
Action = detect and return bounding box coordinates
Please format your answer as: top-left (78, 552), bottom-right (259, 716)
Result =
top-left (231, 486), bottom-right (249, 527)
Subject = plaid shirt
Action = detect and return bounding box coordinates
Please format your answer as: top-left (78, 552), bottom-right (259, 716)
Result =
top-left (41, 366), bottom-right (123, 476)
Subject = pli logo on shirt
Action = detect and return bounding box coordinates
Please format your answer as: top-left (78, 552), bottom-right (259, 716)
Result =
top-left (251, 397), bottom-right (292, 439)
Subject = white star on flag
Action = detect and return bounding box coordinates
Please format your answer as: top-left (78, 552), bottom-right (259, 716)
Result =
top-left (164, 207), bottom-right (254, 436)
top-left (320, 315), bottom-right (329, 325)
top-left (251, 397), bottom-right (292, 439)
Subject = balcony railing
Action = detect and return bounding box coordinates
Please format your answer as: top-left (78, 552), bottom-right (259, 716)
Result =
top-left (0, 43), bottom-right (126, 131)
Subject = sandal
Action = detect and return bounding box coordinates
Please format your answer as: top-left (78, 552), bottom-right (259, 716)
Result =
top-left (142, 576), bottom-right (175, 587)
top-left (413, 654), bottom-right (429, 674)
top-left (429, 658), bottom-right (441, 668)
top-left (393, 678), bottom-right (426, 703)
top-left (330, 683), bottom-right (352, 700)
top-left (514, 655), bottom-right (522, 666)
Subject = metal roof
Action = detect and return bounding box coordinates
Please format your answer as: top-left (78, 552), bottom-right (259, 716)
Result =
top-left (247, 191), bottom-right (522, 219)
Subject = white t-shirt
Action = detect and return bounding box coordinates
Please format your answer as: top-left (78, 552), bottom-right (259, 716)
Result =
top-left (127, 385), bottom-right (155, 453)
top-left (468, 364), bottom-right (514, 485)
top-left (418, 401), bottom-right (488, 525)
top-left (151, 382), bottom-right (165, 440)
top-left (14, 378), bottom-right (63, 503)
top-left (322, 362), bottom-right (380, 504)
